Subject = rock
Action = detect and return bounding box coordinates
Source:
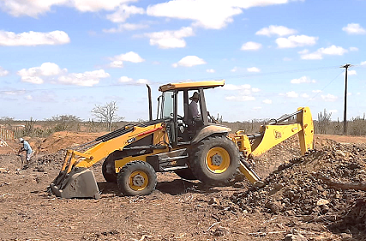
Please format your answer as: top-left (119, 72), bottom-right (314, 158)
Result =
top-left (340, 233), bottom-right (353, 241)
top-left (208, 197), bottom-right (219, 205)
top-left (336, 150), bottom-right (346, 157)
top-left (317, 199), bottom-right (329, 206)
top-left (284, 234), bottom-right (308, 241)
top-left (233, 182), bottom-right (244, 188)
top-left (212, 226), bottom-right (230, 236)
top-left (265, 201), bottom-right (282, 214)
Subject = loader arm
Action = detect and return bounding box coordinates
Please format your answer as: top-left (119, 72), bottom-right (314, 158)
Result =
top-left (50, 122), bottom-right (170, 199)
top-left (60, 123), bottom-right (168, 172)
top-left (232, 107), bottom-right (314, 185)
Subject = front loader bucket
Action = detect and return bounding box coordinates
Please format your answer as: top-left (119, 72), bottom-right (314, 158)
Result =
top-left (50, 167), bottom-right (100, 199)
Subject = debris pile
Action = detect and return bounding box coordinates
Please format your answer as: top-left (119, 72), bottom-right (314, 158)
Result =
top-left (231, 141), bottom-right (366, 237)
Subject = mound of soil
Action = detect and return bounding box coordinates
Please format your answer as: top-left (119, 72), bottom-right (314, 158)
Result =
top-left (231, 142), bottom-right (366, 239)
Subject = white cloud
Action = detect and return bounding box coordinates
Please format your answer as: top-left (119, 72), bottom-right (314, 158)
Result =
top-left (0, 0), bottom-right (135, 17)
top-left (329, 109), bottom-right (338, 114)
top-left (103, 23), bottom-right (149, 33)
top-left (223, 84), bottom-right (259, 101)
top-left (347, 70), bottom-right (357, 75)
top-left (253, 106), bottom-right (262, 110)
top-left (312, 90), bottom-right (322, 93)
top-left (58, 69), bottom-right (110, 86)
top-left (300, 45), bottom-right (348, 60)
top-left (231, 66), bottom-right (239, 72)
top-left (285, 91), bottom-right (298, 98)
top-left (119, 76), bottom-right (133, 83)
top-left (147, 0), bottom-right (290, 30)
top-left (241, 41), bottom-right (262, 51)
top-left (263, 99), bottom-right (272, 104)
top-left (256, 25), bottom-right (297, 37)
top-left (0, 67), bottom-right (9, 77)
top-left (0, 30), bottom-right (70, 46)
top-left (342, 23), bottom-right (366, 35)
top-left (17, 62), bottom-right (109, 86)
top-left (109, 51), bottom-right (145, 68)
top-left (106, 5), bottom-right (144, 23)
top-left (321, 94), bottom-right (337, 102)
top-left (360, 61), bottom-right (366, 65)
top-left (18, 62), bottom-right (64, 84)
top-left (136, 79), bottom-right (149, 84)
top-left (247, 67), bottom-right (260, 72)
top-left (301, 93), bottom-right (309, 98)
top-left (276, 35), bottom-right (318, 48)
top-left (118, 76), bottom-right (150, 85)
top-left (223, 84), bottom-right (251, 91)
top-left (290, 76), bottom-right (316, 84)
top-left (226, 96), bottom-right (255, 101)
top-left (349, 47), bottom-right (358, 51)
top-left (206, 69), bottom-right (215, 73)
top-left (172, 56), bottom-right (206, 68)
top-left (144, 27), bottom-right (194, 49)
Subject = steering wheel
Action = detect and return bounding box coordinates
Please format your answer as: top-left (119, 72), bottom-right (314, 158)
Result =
top-left (170, 113), bottom-right (184, 120)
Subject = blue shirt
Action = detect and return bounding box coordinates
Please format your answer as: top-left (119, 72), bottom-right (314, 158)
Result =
top-left (23, 140), bottom-right (32, 154)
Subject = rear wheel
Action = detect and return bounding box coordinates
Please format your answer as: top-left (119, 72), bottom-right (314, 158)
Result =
top-left (189, 136), bottom-right (239, 185)
top-left (174, 168), bottom-right (196, 180)
top-left (117, 161), bottom-right (157, 196)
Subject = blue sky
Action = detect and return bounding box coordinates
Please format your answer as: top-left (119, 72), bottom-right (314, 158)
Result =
top-left (1, 0), bottom-right (366, 122)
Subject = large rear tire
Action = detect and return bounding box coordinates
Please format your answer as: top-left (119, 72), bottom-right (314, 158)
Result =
top-left (117, 161), bottom-right (157, 196)
top-left (189, 136), bottom-right (239, 185)
top-left (174, 168), bottom-right (197, 180)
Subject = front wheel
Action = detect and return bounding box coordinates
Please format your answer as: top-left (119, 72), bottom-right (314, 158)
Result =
top-left (117, 161), bottom-right (157, 196)
top-left (189, 136), bottom-right (239, 185)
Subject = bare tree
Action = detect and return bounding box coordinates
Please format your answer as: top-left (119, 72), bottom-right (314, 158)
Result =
top-left (91, 101), bottom-right (123, 131)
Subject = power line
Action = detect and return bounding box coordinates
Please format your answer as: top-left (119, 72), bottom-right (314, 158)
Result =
top-left (306, 69), bottom-right (344, 103)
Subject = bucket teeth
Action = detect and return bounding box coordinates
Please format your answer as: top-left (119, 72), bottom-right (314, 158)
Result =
top-left (50, 167), bottom-right (100, 199)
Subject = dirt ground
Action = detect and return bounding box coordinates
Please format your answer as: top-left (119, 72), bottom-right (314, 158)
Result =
top-left (0, 132), bottom-right (366, 241)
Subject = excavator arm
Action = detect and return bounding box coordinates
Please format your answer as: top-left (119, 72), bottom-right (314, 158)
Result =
top-left (232, 107), bottom-right (314, 185)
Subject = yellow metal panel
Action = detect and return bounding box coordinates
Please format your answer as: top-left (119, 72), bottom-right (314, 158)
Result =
top-left (251, 123), bottom-right (303, 157)
top-left (158, 80), bottom-right (225, 92)
top-left (75, 123), bottom-right (166, 168)
top-left (297, 107), bottom-right (314, 155)
top-left (239, 163), bottom-right (260, 184)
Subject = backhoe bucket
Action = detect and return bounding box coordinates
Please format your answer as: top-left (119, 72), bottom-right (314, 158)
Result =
top-left (50, 167), bottom-right (100, 199)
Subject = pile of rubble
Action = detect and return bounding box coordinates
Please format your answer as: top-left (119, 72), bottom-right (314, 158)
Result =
top-left (231, 141), bottom-right (366, 237)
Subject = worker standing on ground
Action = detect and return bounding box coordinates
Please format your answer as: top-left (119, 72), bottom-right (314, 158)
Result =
top-left (18, 138), bottom-right (33, 167)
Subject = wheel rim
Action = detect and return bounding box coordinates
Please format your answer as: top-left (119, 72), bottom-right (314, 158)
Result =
top-left (129, 170), bottom-right (149, 191)
top-left (206, 147), bottom-right (230, 173)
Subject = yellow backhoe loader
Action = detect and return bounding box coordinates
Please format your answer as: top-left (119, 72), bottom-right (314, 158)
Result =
top-left (50, 80), bottom-right (314, 199)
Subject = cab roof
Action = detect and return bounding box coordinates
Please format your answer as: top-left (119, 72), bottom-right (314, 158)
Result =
top-left (158, 80), bottom-right (225, 92)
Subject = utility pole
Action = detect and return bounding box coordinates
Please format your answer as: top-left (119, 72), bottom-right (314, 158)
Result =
top-left (341, 63), bottom-right (351, 135)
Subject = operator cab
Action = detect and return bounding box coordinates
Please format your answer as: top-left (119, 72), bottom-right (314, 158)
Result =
top-left (155, 80), bottom-right (224, 147)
